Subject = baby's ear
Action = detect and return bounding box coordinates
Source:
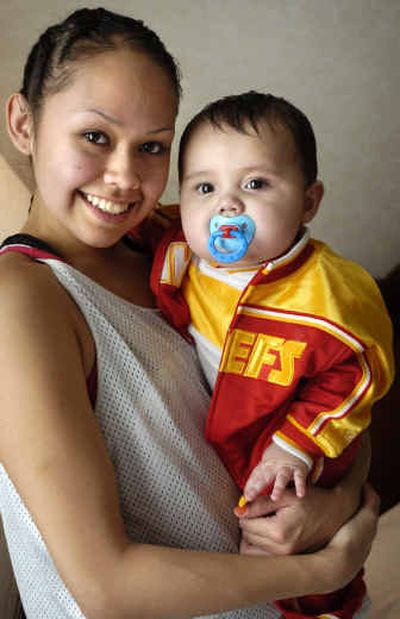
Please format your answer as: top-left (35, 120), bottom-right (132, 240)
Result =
top-left (6, 93), bottom-right (35, 156)
top-left (302, 180), bottom-right (324, 223)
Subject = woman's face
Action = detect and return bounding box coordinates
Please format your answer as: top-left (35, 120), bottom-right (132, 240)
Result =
top-left (28, 46), bottom-right (177, 249)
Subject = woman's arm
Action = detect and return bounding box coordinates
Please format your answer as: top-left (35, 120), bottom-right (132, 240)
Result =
top-left (238, 433), bottom-right (370, 555)
top-left (0, 259), bottom-right (377, 619)
top-left (109, 487), bottom-right (378, 619)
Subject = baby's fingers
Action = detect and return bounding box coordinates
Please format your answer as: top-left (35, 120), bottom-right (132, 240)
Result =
top-left (244, 463), bottom-right (275, 502)
top-left (293, 467), bottom-right (307, 498)
top-left (270, 466), bottom-right (293, 501)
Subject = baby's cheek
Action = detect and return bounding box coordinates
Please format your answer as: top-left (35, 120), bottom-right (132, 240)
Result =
top-left (185, 225), bottom-right (208, 258)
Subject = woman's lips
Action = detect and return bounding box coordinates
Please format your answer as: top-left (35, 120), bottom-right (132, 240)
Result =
top-left (79, 191), bottom-right (138, 223)
top-left (83, 191), bottom-right (133, 214)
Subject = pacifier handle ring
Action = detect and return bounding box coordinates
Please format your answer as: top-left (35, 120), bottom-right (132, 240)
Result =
top-left (208, 229), bottom-right (248, 264)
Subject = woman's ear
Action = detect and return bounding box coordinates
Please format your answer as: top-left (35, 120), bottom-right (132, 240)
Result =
top-left (6, 93), bottom-right (35, 155)
top-left (302, 180), bottom-right (324, 223)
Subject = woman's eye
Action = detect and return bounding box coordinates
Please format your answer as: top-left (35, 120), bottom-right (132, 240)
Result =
top-left (245, 178), bottom-right (267, 190)
top-left (83, 131), bottom-right (108, 145)
top-left (196, 182), bottom-right (214, 195)
top-left (140, 142), bottom-right (165, 155)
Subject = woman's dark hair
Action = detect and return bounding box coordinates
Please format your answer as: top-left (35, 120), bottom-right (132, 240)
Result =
top-left (20, 7), bottom-right (182, 118)
top-left (179, 91), bottom-right (317, 187)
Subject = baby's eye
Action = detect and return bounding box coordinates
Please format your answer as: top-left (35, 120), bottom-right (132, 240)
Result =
top-left (196, 182), bottom-right (214, 195)
top-left (244, 178), bottom-right (268, 190)
top-left (139, 142), bottom-right (165, 155)
top-left (83, 131), bottom-right (108, 145)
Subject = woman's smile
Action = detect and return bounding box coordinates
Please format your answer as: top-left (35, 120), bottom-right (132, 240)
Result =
top-left (83, 192), bottom-right (134, 215)
top-left (78, 190), bottom-right (139, 224)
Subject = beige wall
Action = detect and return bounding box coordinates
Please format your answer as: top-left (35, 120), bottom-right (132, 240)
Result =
top-left (0, 154), bottom-right (29, 241)
top-left (1, 0), bottom-right (399, 275)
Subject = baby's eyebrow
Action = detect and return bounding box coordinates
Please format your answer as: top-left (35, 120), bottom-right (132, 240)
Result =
top-left (183, 166), bottom-right (276, 182)
top-left (237, 164), bottom-right (279, 175)
top-left (182, 170), bottom-right (211, 181)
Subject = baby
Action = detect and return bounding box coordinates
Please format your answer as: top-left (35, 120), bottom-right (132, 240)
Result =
top-left (147, 91), bottom-right (393, 618)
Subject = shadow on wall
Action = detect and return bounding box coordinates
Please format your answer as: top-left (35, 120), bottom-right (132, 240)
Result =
top-left (370, 266), bottom-right (400, 514)
top-left (0, 153), bottom-right (30, 242)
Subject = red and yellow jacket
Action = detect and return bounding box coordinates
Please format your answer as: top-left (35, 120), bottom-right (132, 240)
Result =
top-left (145, 216), bottom-right (394, 489)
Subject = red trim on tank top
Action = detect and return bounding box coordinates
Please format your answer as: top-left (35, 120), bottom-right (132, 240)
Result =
top-left (0, 243), bottom-right (65, 261)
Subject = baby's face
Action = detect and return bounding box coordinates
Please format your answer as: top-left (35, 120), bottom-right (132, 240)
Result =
top-left (180, 121), bottom-right (319, 267)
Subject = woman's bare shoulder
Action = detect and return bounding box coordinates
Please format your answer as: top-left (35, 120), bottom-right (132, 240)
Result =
top-left (0, 251), bottom-right (64, 307)
top-left (0, 251), bottom-right (94, 373)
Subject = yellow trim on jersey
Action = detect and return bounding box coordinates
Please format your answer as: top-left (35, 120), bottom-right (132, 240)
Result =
top-left (307, 352), bottom-right (371, 435)
top-left (238, 306), bottom-right (365, 352)
top-left (285, 396), bottom-right (372, 458)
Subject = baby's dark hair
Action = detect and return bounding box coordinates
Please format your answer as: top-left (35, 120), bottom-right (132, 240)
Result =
top-left (179, 91), bottom-right (318, 186)
top-left (20, 7), bottom-right (181, 119)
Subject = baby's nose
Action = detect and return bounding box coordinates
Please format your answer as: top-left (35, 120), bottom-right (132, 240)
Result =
top-left (217, 195), bottom-right (244, 216)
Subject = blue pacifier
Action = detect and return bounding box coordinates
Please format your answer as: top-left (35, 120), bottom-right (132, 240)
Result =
top-left (208, 215), bottom-right (256, 264)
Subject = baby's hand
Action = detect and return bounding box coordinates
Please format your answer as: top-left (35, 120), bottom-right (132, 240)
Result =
top-left (243, 442), bottom-right (310, 503)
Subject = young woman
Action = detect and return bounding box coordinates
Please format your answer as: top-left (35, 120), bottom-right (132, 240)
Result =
top-left (0, 8), bottom-right (378, 618)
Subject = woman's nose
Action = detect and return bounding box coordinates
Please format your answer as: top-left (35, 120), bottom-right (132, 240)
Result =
top-left (217, 195), bottom-right (244, 217)
top-left (103, 149), bottom-right (141, 191)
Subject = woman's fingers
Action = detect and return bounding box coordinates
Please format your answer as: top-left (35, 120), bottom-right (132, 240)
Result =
top-left (332, 483), bottom-right (379, 549)
top-left (323, 483), bottom-right (379, 586)
top-left (239, 538), bottom-right (273, 556)
top-left (238, 497), bottom-right (302, 555)
top-left (363, 482), bottom-right (380, 513)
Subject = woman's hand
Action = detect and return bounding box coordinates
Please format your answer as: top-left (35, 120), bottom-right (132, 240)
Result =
top-left (238, 434), bottom-right (371, 556)
top-left (237, 482), bottom-right (359, 556)
top-left (313, 484), bottom-right (379, 591)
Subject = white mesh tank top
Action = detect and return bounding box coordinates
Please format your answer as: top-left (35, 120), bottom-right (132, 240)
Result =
top-left (0, 251), bottom-right (280, 619)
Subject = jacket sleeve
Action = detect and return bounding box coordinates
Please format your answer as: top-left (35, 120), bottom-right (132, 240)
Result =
top-left (142, 211), bottom-right (193, 340)
top-left (272, 334), bottom-right (393, 465)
